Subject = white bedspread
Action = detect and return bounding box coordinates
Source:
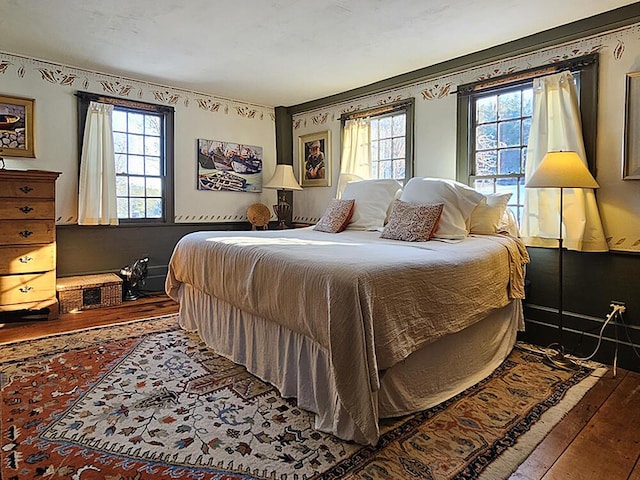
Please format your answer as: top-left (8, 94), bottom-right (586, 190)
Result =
top-left (166, 228), bottom-right (529, 445)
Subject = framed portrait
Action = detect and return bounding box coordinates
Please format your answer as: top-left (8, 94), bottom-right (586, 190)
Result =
top-left (0, 94), bottom-right (35, 158)
top-left (623, 72), bottom-right (640, 179)
top-left (299, 130), bottom-right (330, 187)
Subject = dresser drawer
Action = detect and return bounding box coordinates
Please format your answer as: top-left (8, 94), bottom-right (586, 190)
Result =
top-left (0, 220), bottom-right (55, 245)
top-left (0, 179), bottom-right (55, 199)
top-left (0, 270), bottom-right (56, 305)
top-left (0, 198), bottom-right (55, 220)
top-left (0, 244), bottom-right (55, 275)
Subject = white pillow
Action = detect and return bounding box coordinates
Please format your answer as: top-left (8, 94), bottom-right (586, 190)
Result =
top-left (341, 179), bottom-right (402, 230)
top-left (498, 207), bottom-right (521, 237)
top-left (469, 192), bottom-right (512, 234)
top-left (400, 177), bottom-right (484, 239)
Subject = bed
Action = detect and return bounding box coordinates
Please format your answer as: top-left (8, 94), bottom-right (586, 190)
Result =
top-left (165, 204), bottom-right (529, 445)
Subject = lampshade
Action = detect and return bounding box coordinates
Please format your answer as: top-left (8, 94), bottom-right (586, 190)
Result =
top-left (525, 151), bottom-right (599, 189)
top-left (264, 164), bottom-right (303, 191)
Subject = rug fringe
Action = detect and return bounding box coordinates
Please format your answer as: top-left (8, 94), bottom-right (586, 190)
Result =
top-left (477, 365), bottom-right (608, 480)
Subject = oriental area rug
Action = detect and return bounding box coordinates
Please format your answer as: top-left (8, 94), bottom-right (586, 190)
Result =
top-left (1, 314), bottom-right (605, 480)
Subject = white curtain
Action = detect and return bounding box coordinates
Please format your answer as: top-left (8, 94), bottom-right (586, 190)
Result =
top-left (337, 118), bottom-right (371, 197)
top-left (521, 71), bottom-right (608, 252)
top-left (78, 101), bottom-right (118, 225)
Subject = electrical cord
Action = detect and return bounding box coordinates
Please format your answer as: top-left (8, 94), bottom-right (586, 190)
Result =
top-left (573, 304), bottom-right (625, 361)
top-left (571, 303), bottom-right (627, 377)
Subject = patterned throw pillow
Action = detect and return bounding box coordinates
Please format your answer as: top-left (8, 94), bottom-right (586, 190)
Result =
top-left (314, 199), bottom-right (356, 233)
top-left (381, 200), bottom-right (444, 242)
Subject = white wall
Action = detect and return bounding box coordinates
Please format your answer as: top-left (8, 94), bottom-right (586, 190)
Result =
top-left (292, 23), bottom-right (640, 253)
top-left (0, 52), bottom-right (277, 224)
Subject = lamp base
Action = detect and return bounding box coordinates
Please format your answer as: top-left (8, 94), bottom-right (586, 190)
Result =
top-left (273, 201), bottom-right (291, 230)
top-left (543, 344), bottom-right (581, 371)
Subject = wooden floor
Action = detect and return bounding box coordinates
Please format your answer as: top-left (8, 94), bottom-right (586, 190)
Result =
top-left (1, 293), bottom-right (639, 479)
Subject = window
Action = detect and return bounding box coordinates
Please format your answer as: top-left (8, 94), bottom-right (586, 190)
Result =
top-left (341, 99), bottom-right (414, 184)
top-left (470, 82), bottom-right (533, 222)
top-left (113, 108), bottom-right (164, 220)
top-left (370, 111), bottom-right (409, 183)
top-left (456, 54), bottom-right (598, 225)
top-left (76, 92), bottom-right (174, 224)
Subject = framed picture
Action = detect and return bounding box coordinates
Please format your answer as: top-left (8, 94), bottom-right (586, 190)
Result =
top-left (196, 138), bottom-right (263, 192)
top-left (0, 94), bottom-right (35, 158)
top-left (623, 72), bottom-right (640, 179)
top-left (299, 130), bottom-right (330, 187)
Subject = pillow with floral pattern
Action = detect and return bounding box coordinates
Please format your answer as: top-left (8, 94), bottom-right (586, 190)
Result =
top-left (381, 200), bottom-right (444, 242)
top-left (314, 199), bottom-right (355, 233)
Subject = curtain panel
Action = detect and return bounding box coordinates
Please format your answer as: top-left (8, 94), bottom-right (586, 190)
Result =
top-left (337, 118), bottom-right (371, 198)
top-left (78, 101), bottom-right (118, 225)
top-left (521, 71), bottom-right (607, 252)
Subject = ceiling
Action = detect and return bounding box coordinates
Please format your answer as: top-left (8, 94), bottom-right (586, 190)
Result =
top-left (1, 0), bottom-right (637, 107)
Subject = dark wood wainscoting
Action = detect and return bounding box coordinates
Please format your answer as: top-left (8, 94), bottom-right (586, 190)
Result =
top-left (522, 247), bottom-right (640, 372)
top-left (56, 222), bottom-right (251, 292)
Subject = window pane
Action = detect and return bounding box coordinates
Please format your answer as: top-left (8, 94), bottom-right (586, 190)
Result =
top-left (473, 178), bottom-right (495, 194)
top-left (379, 139), bottom-right (392, 160)
top-left (129, 155), bottom-right (145, 175)
top-left (370, 161), bottom-right (380, 178)
top-left (113, 132), bottom-right (127, 153)
top-left (117, 198), bottom-right (129, 218)
top-left (378, 117), bottom-right (392, 138)
top-left (128, 134), bottom-right (144, 155)
top-left (392, 114), bottom-right (406, 136)
top-left (145, 136), bottom-right (160, 156)
top-left (129, 176), bottom-right (145, 197)
top-left (498, 148), bottom-right (521, 174)
top-left (475, 151), bottom-right (497, 175)
top-left (146, 177), bottom-right (162, 197)
top-left (146, 198), bottom-right (162, 218)
top-left (476, 124), bottom-right (497, 149)
top-left (393, 160), bottom-right (405, 180)
top-left (115, 153), bottom-right (127, 174)
top-left (370, 141), bottom-right (379, 161)
top-left (145, 156), bottom-right (160, 176)
top-left (392, 137), bottom-right (405, 158)
top-left (129, 198), bottom-right (145, 218)
top-left (379, 160), bottom-right (392, 178)
top-left (116, 176), bottom-right (128, 196)
top-left (113, 110), bottom-right (127, 132)
top-left (498, 91), bottom-right (521, 120)
top-left (522, 89), bottom-right (533, 116)
top-left (370, 120), bottom-right (379, 141)
top-left (145, 115), bottom-right (160, 136)
top-left (128, 112), bottom-right (144, 134)
top-left (476, 96), bottom-right (497, 123)
top-left (522, 118), bottom-right (531, 145)
top-left (498, 120), bottom-right (521, 147)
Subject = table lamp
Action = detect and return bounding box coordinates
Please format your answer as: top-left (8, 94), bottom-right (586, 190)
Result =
top-left (525, 150), bottom-right (599, 370)
top-left (263, 164), bottom-right (302, 229)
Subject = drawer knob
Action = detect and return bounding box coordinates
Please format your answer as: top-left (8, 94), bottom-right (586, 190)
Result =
top-left (19, 186), bottom-right (34, 194)
top-left (19, 230), bottom-right (34, 238)
top-left (19, 285), bottom-right (33, 293)
top-left (19, 205), bottom-right (34, 214)
top-left (19, 255), bottom-right (33, 263)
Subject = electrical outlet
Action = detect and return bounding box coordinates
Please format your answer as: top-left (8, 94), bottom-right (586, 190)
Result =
top-left (610, 300), bottom-right (626, 313)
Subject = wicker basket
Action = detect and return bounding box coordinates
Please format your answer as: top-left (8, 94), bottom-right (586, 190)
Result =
top-left (56, 273), bottom-right (123, 313)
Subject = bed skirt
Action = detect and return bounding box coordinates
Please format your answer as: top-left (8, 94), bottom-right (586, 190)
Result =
top-left (176, 283), bottom-right (522, 444)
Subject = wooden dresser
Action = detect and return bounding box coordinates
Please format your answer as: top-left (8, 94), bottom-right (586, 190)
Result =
top-left (0, 169), bottom-right (61, 319)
